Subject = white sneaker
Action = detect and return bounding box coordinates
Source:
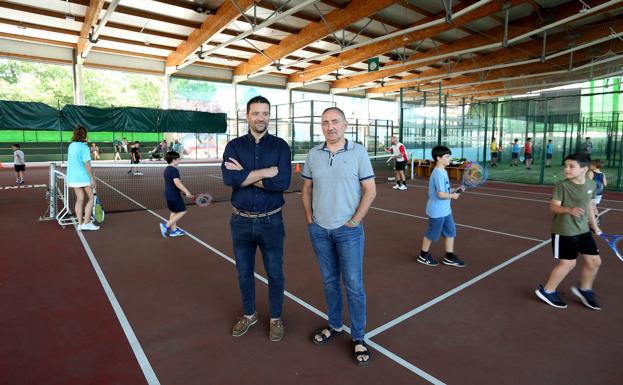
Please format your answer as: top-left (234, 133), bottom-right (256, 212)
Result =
top-left (80, 222), bottom-right (100, 231)
top-left (392, 184), bottom-right (400, 189)
top-left (399, 184), bottom-right (407, 190)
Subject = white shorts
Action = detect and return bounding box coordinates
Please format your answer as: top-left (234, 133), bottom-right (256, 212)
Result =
top-left (592, 195), bottom-right (603, 205)
top-left (68, 182), bottom-right (90, 188)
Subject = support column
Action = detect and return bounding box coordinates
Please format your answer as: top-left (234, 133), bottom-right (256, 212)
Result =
top-left (161, 74), bottom-right (170, 109)
top-left (72, 49), bottom-right (84, 105)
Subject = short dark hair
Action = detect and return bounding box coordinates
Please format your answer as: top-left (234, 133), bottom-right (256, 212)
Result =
top-left (165, 151), bottom-right (180, 164)
top-left (591, 159), bottom-right (604, 168)
top-left (526, 137), bottom-right (531, 141)
top-left (548, 139), bottom-right (552, 142)
top-left (564, 152), bottom-right (591, 168)
top-left (322, 107), bottom-right (347, 121)
top-left (134, 141), bottom-right (140, 145)
top-left (246, 95), bottom-right (270, 113)
top-left (71, 125), bottom-right (88, 142)
top-left (432, 145), bottom-right (451, 162)
top-left (513, 139), bottom-right (518, 142)
top-left (12, 143), bottom-right (20, 149)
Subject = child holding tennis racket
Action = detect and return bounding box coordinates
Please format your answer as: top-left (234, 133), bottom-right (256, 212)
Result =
top-left (536, 153), bottom-right (603, 310)
top-left (417, 146), bottom-right (465, 267)
top-left (160, 151), bottom-right (193, 238)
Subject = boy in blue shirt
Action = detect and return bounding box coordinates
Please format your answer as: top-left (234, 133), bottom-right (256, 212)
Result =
top-left (510, 139), bottom-right (520, 166)
top-left (417, 146), bottom-right (465, 267)
top-left (545, 139), bottom-right (553, 167)
top-left (160, 151), bottom-right (193, 238)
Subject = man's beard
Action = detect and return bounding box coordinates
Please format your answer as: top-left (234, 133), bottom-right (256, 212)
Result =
top-left (252, 123), bottom-right (267, 133)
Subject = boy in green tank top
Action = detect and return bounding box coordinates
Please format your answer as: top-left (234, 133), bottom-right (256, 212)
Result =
top-left (536, 153), bottom-right (603, 310)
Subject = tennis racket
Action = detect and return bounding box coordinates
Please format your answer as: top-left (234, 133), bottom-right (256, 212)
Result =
top-left (195, 193), bottom-right (213, 207)
top-left (92, 189), bottom-right (105, 225)
top-left (457, 162), bottom-right (488, 193)
top-left (599, 233), bottom-right (622, 262)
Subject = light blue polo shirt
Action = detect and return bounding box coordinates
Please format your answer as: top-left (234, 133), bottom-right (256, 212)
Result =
top-left (426, 167), bottom-right (452, 218)
top-left (301, 140), bottom-right (374, 230)
top-left (66, 141), bottom-right (92, 184)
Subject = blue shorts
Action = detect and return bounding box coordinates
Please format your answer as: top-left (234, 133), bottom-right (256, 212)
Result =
top-left (426, 214), bottom-right (456, 242)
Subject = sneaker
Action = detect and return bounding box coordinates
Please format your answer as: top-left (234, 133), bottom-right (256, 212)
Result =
top-left (392, 184), bottom-right (400, 189)
top-left (169, 228), bottom-right (186, 237)
top-left (232, 313), bottom-right (258, 337)
top-left (398, 184), bottom-right (407, 190)
top-left (535, 285), bottom-right (567, 308)
top-left (269, 319), bottom-right (284, 342)
top-left (442, 255), bottom-right (466, 267)
top-left (416, 253), bottom-right (438, 266)
top-left (80, 222), bottom-right (100, 231)
top-left (571, 286), bottom-right (602, 310)
top-left (159, 223), bottom-right (169, 238)
top-left (133, 171), bottom-right (143, 176)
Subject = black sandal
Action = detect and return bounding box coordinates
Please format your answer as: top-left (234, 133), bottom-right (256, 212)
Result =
top-left (312, 326), bottom-right (343, 345)
top-left (352, 340), bottom-right (371, 366)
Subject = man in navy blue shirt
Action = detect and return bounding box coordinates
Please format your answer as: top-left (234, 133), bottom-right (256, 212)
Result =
top-left (221, 96), bottom-right (291, 342)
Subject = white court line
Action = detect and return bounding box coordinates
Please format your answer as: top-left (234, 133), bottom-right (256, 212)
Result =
top-left (366, 208), bottom-right (613, 339)
top-left (94, 178), bottom-right (446, 385)
top-left (74, 226), bottom-right (161, 385)
top-left (404, 183), bottom-right (623, 211)
top-left (371, 206), bottom-right (544, 242)
top-left (366, 239), bottom-right (550, 339)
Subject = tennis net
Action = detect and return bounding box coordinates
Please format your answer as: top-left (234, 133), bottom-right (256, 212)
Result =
top-left (47, 154), bottom-right (410, 222)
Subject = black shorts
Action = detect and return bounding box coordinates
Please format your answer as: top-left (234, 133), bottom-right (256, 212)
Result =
top-left (491, 152), bottom-right (498, 159)
top-left (512, 153), bottom-right (519, 159)
top-left (551, 232), bottom-right (599, 260)
top-left (546, 154), bottom-right (552, 159)
top-left (131, 159), bottom-right (141, 164)
top-left (167, 197), bottom-right (186, 213)
top-left (524, 154), bottom-right (532, 159)
top-left (395, 161), bottom-right (407, 171)
top-left (14, 164), bottom-right (25, 172)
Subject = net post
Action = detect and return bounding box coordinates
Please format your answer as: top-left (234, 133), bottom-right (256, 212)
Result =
top-left (49, 162), bottom-right (57, 219)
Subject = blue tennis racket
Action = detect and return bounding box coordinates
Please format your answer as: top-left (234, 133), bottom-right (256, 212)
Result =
top-left (457, 162), bottom-right (488, 193)
top-left (599, 233), bottom-right (622, 262)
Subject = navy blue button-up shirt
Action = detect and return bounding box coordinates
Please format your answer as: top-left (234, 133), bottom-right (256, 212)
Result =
top-left (221, 132), bottom-right (292, 212)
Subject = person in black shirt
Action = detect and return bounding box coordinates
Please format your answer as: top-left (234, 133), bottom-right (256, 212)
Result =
top-left (160, 151), bottom-right (192, 238)
top-left (222, 96), bottom-right (291, 342)
top-left (129, 141), bottom-right (143, 175)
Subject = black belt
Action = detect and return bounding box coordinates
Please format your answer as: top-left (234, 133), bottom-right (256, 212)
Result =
top-left (233, 207), bottom-right (282, 218)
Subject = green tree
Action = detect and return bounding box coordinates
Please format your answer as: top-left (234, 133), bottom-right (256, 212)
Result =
top-left (83, 68), bottom-right (163, 108)
top-left (0, 58), bottom-right (73, 107)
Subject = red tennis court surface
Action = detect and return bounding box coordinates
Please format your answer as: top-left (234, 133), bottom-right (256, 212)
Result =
top-left (2, 166), bottom-right (623, 385)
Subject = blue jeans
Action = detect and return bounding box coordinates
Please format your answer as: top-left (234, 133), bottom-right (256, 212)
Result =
top-left (308, 222), bottom-right (366, 341)
top-left (230, 212), bottom-right (285, 318)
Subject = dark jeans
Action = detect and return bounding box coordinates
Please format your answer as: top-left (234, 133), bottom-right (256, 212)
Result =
top-left (230, 212), bottom-right (285, 318)
top-left (308, 222), bottom-right (366, 340)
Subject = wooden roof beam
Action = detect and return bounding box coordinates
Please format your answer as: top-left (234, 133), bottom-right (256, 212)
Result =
top-left (330, 0), bottom-right (613, 91)
top-left (165, 0), bottom-right (255, 74)
top-left (366, 13), bottom-right (623, 95)
top-left (287, 0), bottom-right (527, 87)
top-left (233, 0), bottom-right (399, 81)
top-left (76, 0), bottom-right (106, 64)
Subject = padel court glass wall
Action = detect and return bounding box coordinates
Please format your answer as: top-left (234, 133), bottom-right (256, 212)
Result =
top-left (399, 78), bottom-right (623, 191)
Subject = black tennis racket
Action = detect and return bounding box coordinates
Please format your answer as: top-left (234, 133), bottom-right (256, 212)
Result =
top-left (457, 162), bottom-right (488, 193)
top-left (599, 233), bottom-right (622, 262)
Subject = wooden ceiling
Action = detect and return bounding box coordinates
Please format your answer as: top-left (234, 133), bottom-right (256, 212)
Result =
top-left (0, 0), bottom-right (622, 101)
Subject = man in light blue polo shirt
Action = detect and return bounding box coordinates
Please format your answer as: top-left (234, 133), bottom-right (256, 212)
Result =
top-left (301, 107), bottom-right (376, 366)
